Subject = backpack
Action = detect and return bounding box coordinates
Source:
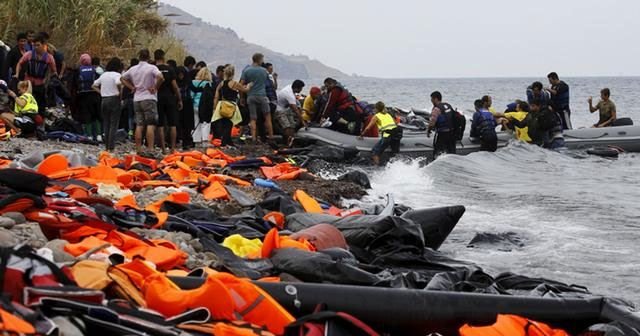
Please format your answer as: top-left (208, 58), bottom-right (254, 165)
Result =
top-left (284, 307), bottom-right (380, 336)
top-left (437, 103), bottom-right (466, 141)
top-left (452, 110), bottom-right (466, 141)
top-left (25, 52), bottom-right (49, 79)
top-left (198, 81), bottom-right (215, 122)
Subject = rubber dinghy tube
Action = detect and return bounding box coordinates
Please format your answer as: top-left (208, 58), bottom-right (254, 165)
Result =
top-left (169, 277), bottom-right (608, 335)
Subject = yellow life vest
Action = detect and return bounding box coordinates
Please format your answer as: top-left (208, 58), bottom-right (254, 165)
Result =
top-left (375, 112), bottom-right (396, 138)
top-left (14, 93), bottom-right (38, 116)
top-left (504, 111), bottom-right (532, 142)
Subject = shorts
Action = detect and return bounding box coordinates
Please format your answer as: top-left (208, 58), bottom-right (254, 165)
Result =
top-left (275, 109), bottom-right (297, 130)
top-left (247, 96), bottom-right (270, 120)
top-left (134, 99), bottom-right (158, 126)
top-left (157, 95), bottom-right (178, 127)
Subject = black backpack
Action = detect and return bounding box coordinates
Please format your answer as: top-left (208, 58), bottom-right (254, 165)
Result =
top-left (439, 103), bottom-right (466, 141)
top-left (198, 81), bottom-right (215, 122)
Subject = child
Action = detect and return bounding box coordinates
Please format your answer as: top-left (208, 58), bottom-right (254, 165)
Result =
top-left (359, 101), bottom-right (402, 165)
top-left (3, 80), bottom-right (39, 135)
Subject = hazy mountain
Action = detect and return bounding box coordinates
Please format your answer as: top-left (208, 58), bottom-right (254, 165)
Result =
top-left (159, 4), bottom-right (348, 80)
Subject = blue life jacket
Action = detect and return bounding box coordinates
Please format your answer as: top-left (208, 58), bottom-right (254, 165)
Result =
top-left (435, 103), bottom-right (454, 132)
top-left (526, 87), bottom-right (551, 108)
top-left (26, 52), bottom-right (49, 79)
top-left (265, 77), bottom-right (277, 103)
top-left (77, 65), bottom-right (97, 93)
top-left (471, 110), bottom-right (497, 138)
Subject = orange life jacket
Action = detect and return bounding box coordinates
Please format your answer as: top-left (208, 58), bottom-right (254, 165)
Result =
top-left (261, 228), bottom-right (316, 258)
top-left (459, 314), bottom-right (570, 336)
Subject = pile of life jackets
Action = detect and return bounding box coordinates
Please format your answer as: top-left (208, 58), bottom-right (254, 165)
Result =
top-left (0, 147), bottom-right (391, 336)
top-left (0, 147), bottom-right (577, 336)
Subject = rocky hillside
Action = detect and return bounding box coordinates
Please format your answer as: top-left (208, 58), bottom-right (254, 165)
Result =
top-left (159, 4), bottom-right (348, 80)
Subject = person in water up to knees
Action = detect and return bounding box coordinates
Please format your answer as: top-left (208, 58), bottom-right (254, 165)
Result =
top-left (120, 48), bottom-right (164, 154)
top-left (471, 99), bottom-right (498, 152)
top-left (588, 88), bottom-right (617, 128)
top-left (275, 79), bottom-right (305, 146)
top-left (546, 72), bottom-right (572, 130)
top-left (427, 91), bottom-right (457, 156)
top-left (359, 101), bottom-right (402, 165)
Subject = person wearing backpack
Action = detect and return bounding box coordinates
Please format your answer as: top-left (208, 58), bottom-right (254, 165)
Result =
top-left (471, 99), bottom-right (498, 152)
top-left (212, 65), bottom-right (251, 147)
top-left (120, 49), bottom-right (164, 154)
top-left (191, 67), bottom-right (213, 147)
top-left (427, 91), bottom-right (458, 156)
top-left (14, 34), bottom-right (57, 117)
top-left (76, 53), bottom-right (101, 141)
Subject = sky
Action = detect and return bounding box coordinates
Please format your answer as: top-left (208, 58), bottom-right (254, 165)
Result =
top-left (162, 0), bottom-right (640, 79)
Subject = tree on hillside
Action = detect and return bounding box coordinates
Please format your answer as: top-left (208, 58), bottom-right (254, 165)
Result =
top-left (0, 0), bottom-right (187, 64)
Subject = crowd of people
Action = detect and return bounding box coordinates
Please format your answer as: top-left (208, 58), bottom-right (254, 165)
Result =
top-left (0, 31), bottom-right (625, 162)
top-left (0, 31), bottom-right (345, 154)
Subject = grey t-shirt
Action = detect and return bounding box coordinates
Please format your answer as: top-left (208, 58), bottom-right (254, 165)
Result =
top-left (240, 65), bottom-right (268, 97)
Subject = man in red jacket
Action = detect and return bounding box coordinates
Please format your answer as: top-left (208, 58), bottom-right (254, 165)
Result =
top-left (320, 77), bottom-right (362, 135)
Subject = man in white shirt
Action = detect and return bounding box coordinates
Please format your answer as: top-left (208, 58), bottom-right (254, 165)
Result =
top-left (275, 79), bottom-right (305, 145)
top-left (121, 49), bottom-right (164, 154)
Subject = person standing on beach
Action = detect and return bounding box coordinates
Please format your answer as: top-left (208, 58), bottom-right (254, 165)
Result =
top-left (5, 33), bottom-right (28, 87)
top-left (427, 91), bottom-right (457, 156)
top-left (121, 49), bottom-right (164, 154)
top-left (76, 53), bottom-right (101, 141)
top-left (177, 56), bottom-right (196, 149)
top-left (154, 49), bottom-right (182, 153)
top-left (15, 34), bottom-right (56, 117)
top-left (546, 72), bottom-right (572, 129)
top-left (92, 57), bottom-right (123, 151)
top-left (240, 53), bottom-right (273, 143)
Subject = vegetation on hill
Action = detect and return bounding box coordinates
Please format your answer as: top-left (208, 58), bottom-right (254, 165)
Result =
top-left (0, 0), bottom-right (187, 64)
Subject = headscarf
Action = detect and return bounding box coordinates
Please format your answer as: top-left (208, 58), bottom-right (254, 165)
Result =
top-left (79, 53), bottom-right (92, 66)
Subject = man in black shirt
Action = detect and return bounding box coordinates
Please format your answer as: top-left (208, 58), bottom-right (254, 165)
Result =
top-left (546, 72), bottom-right (571, 130)
top-left (154, 49), bottom-right (183, 153)
top-left (5, 33), bottom-right (28, 90)
top-left (177, 56), bottom-right (197, 150)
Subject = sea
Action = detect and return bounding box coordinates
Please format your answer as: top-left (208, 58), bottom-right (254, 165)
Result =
top-left (328, 77), bottom-right (640, 304)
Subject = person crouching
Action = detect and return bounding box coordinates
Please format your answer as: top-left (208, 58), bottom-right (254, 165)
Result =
top-left (359, 101), bottom-right (403, 165)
